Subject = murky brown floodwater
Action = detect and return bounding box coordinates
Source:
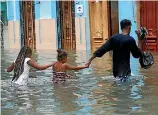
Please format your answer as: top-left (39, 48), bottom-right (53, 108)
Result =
top-left (1, 49), bottom-right (158, 115)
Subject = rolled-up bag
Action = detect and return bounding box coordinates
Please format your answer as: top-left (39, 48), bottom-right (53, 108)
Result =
top-left (139, 50), bottom-right (154, 69)
top-left (138, 27), bottom-right (154, 69)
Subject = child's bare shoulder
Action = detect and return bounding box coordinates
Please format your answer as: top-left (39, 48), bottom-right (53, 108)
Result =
top-left (62, 63), bottom-right (68, 66)
top-left (62, 63), bottom-right (70, 68)
top-left (52, 61), bottom-right (58, 66)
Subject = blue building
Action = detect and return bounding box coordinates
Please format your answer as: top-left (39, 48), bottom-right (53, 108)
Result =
top-left (4, 1), bottom-right (141, 51)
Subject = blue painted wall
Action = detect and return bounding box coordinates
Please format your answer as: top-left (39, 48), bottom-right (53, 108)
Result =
top-left (84, 1), bottom-right (91, 51)
top-left (15, 1), bottom-right (20, 20)
top-left (75, 1), bottom-right (87, 18)
top-left (118, 1), bottom-right (140, 75)
top-left (118, 1), bottom-right (137, 40)
top-left (51, 1), bottom-right (56, 18)
top-left (7, 1), bottom-right (14, 21)
top-left (7, 1), bottom-right (20, 21)
top-left (75, 1), bottom-right (91, 50)
top-left (7, 1), bottom-right (56, 20)
top-left (35, 1), bottom-right (40, 19)
top-left (40, 1), bottom-right (52, 19)
top-left (35, 1), bottom-right (56, 19)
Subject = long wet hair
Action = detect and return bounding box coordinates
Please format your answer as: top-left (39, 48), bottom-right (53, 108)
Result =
top-left (57, 49), bottom-right (67, 61)
top-left (12, 46), bottom-right (32, 81)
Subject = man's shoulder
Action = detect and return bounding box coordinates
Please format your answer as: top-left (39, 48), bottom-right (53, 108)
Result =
top-left (111, 34), bottom-right (135, 42)
top-left (126, 36), bottom-right (136, 45)
top-left (128, 35), bottom-right (135, 39)
top-left (127, 35), bottom-right (135, 41)
top-left (112, 34), bottom-right (131, 38)
top-left (111, 34), bottom-right (120, 38)
top-left (110, 34), bottom-right (121, 40)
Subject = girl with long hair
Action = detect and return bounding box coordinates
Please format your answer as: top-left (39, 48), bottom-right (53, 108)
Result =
top-left (7, 46), bottom-right (52, 85)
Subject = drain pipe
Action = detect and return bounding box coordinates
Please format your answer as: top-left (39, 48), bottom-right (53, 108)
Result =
top-left (13, 0), bottom-right (16, 44)
top-left (0, 20), bottom-right (4, 49)
top-left (79, 16), bottom-right (82, 44)
top-left (19, 1), bottom-right (24, 47)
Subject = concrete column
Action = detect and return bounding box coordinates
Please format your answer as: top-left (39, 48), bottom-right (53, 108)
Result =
top-left (35, 1), bottom-right (57, 50)
top-left (75, 1), bottom-right (90, 51)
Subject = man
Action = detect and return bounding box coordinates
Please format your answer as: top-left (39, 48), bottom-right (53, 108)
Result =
top-left (86, 19), bottom-right (142, 81)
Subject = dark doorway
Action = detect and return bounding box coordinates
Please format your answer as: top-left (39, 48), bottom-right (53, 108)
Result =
top-left (56, 1), bottom-right (76, 50)
top-left (20, 1), bottom-right (36, 49)
top-left (109, 1), bottom-right (119, 36)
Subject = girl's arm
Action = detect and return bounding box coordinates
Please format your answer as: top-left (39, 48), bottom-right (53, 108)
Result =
top-left (63, 63), bottom-right (88, 71)
top-left (7, 62), bottom-right (14, 72)
top-left (27, 59), bottom-right (52, 70)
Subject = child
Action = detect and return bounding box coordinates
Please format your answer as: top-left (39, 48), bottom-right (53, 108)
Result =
top-left (52, 49), bottom-right (88, 83)
top-left (7, 46), bottom-right (52, 85)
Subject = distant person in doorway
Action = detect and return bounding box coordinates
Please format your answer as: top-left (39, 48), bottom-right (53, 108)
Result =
top-left (86, 19), bottom-right (142, 82)
top-left (7, 46), bottom-right (53, 85)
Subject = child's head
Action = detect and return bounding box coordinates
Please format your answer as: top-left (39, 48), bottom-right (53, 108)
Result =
top-left (57, 49), bottom-right (68, 63)
top-left (12, 46), bottom-right (32, 81)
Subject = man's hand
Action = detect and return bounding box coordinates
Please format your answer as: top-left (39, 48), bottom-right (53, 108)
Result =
top-left (85, 63), bottom-right (89, 68)
top-left (135, 30), bottom-right (141, 38)
top-left (85, 60), bottom-right (91, 67)
top-left (85, 55), bottom-right (96, 67)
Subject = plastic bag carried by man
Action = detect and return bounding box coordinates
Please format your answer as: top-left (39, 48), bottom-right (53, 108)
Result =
top-left (135, 27), bottom-right (154, 69)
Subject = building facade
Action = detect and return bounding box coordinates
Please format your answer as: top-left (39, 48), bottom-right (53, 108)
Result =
top-left (2, 1), bottom-right (158, 52)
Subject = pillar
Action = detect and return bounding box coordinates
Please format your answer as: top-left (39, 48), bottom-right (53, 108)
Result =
top-left (75, 1), bottom-right (90, 51)
top-left (7, 0), bottom-right (21, 49)
top-left (35, 1), bottom-right (57, 50)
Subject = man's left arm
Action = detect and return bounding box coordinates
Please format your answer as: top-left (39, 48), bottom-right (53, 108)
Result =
top-left (86, 38), bottom-right (113, 66)
top-left (130, 39), bottom-right (142, 58)
top-left (93, 38), bottom-right (113, 57)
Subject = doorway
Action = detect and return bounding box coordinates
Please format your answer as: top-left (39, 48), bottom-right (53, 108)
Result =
top-left (89, 1), bottom-right (119, 51)
top-left (109, 1), bottom-right (119, 36)
top-left (140, 1), bottom-right (158, 52)
top-left (20, 1), bottom-right (36, 49)
top-left (56, 1), bottom-right (76, 50)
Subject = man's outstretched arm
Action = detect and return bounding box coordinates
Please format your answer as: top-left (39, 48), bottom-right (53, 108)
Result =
top-left (86, 55), bottom-right (96, 67)
top-left (86, 38), bottom-right (112, 66)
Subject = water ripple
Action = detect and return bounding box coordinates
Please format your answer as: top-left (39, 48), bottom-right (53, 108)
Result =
top-left (1, 50), bottom-right (158, 115)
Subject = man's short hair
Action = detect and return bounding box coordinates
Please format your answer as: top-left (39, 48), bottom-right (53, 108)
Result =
top-left (120, 19), bottom-right (132, 30)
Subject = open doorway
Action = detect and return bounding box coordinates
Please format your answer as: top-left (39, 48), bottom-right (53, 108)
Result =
top-left (140, 1), bottom-right (158, 52)
top-left (109, 1), bottom-right (119, 36)
top-left (56, 1), bottom-right (76, 50)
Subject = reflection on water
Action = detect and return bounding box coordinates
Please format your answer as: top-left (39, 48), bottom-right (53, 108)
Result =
top-left (1, 49), bottom-right (158, 115)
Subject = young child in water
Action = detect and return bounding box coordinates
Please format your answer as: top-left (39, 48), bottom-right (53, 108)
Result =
top-left (52, 49), bottom-right (88, 83)
top-left (7, 46), bottom-right (52, 85)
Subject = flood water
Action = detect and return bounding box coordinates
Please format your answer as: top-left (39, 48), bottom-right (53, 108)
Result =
top-left (1, 49), bottom-right (158, 115)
